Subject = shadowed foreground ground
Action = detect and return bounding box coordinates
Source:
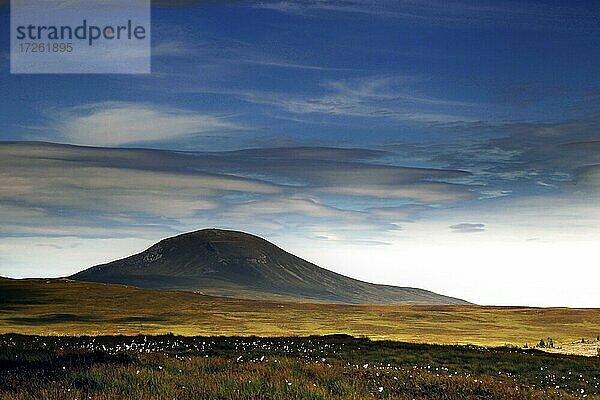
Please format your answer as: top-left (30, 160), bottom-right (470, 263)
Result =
top-left (1, 334), bottom-right (600, 399)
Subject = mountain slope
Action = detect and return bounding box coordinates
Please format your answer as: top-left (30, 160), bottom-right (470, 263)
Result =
top-left (70, 229), bottom-right (470, 305)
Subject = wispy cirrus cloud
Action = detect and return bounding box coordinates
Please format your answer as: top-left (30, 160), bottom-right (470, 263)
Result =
top-left (149, 30), bottom-right (355, 74)
top-left (250, 0), bottom-right (598, 32)
top-left (236, 58), bottom-right (351, 71)
top-left (227, 75), bottom-right (480, 124)
top-left (204, 38), bottom-right (355, 72)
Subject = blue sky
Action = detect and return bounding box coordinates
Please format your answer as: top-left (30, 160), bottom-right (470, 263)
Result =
top-left (0, 1), bottom-right (599, 306)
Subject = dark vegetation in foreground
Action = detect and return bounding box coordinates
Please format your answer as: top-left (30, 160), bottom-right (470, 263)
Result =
top-left (1, 334), bottom-right (599, 399)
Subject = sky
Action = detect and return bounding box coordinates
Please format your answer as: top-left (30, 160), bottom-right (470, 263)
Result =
top-left (0, 0), bottom-right (599, 307)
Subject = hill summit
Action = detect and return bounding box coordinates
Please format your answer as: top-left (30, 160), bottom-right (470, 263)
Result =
top-left (71, 229), bottom-right (469, 305)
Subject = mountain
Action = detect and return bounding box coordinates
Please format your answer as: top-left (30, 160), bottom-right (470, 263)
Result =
top-left (70, 229), bottom-right (470, 305)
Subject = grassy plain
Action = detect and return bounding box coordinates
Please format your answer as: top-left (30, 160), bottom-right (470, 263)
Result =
top-left (1, 277), bottom-right (599, 354)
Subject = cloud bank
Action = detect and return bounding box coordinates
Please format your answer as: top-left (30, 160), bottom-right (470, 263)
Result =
top-left (0, 142), bottom-right (476, 241)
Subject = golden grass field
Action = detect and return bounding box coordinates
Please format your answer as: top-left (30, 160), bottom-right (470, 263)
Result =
top-left (1, 277), bottom-right (599, 355)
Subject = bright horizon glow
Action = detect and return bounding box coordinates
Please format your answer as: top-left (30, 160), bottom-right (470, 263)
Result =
top-left (297, 241), bottom-right (598, 308)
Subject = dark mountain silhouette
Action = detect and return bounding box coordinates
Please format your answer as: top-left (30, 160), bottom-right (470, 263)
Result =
top-left (70, 229), bottom-right (470, 305)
